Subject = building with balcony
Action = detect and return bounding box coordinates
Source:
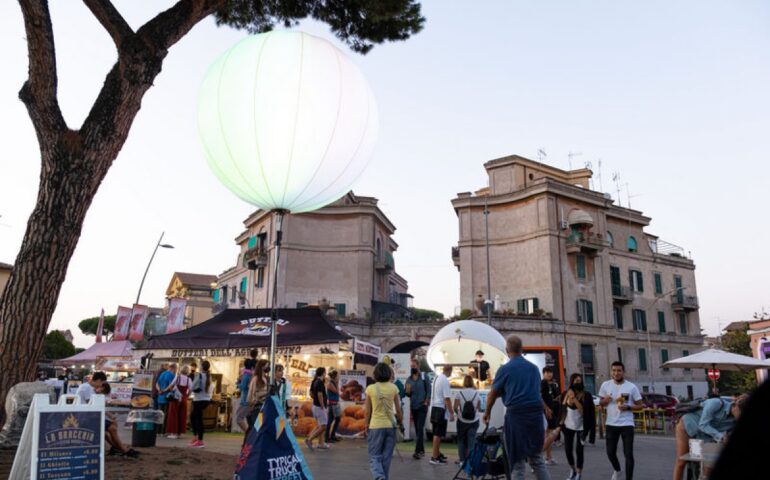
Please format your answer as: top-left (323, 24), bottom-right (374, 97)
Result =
top-left (451, 155), bottom-right (706, 398)
top-left (165, 272), bottom-right (218, 327)
top-left (215, 192), bottom-right (410, 320)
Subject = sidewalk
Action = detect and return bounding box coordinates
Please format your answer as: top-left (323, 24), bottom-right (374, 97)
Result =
top-left (120, 429), bottom-right (678, 479)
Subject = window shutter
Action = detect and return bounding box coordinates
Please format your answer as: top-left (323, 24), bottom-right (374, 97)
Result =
top-left (533, 298), bottom-right (539, 310)
top-left (517, 299), bottom-right (524, 313)
top-left (629, 270), bottom-right (634, 291)
top-left (213, 290), bottom-right (220, 303)
top-left (576, 300), bottom-right (582, 323)
top-left (577, 255), bottom-right (586, 279)
top-left (587, 301), bottom-right (594, 324)
top-left (637, 271), bottom-right (644, 292)
top-left (658, 311), bottom-right (666, 332)
top-left (654, 273), bottom-right (662, 294)
top-left (248, 236), bottom-right (257, 249)
top-left (641, 310), bottom-right (647, 331)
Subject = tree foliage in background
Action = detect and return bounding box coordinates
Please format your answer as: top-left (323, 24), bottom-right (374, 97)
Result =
top-left (0, 0), bottom-right (424, 427)
top-left (78, 315), bottom-right (116, 338)
top-left (42, 330), bottom-right (77, 360)
top-left (719, 327), bottom-right (758, 395)
top-left (410, 307), bottom-right (444, 320)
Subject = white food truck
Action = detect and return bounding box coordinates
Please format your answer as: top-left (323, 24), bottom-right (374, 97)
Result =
top-left (425, 320), bottom-right (507, 438)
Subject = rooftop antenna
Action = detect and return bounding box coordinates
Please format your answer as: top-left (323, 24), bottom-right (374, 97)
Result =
top-left (537, 148), bottom-right (547, 163)
top-left (612, 172), bottom-right (622, 206)
top-left (625, 182), bottom-right (642, 209)
top-left (567, 151), bottom-right (582, 170)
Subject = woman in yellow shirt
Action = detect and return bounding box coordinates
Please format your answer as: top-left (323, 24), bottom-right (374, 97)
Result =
top-left (365, 362), bottom-right (403, 480)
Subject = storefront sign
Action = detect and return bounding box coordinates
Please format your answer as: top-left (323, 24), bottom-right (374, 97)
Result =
top-left (354, 339), bottom-right (381, 358)
top-left (95, 356), bottom-right (140, 372)
top-left (106, 383), bottom-right (133, 407)
top-left (137, 343), bottom-right (339, 359)
top-left (130, 373), bottom-right (154, 409)
top-left (10, 393), bottom-right (104, 480)
top-left (339, 370), bottom-right (366, 402)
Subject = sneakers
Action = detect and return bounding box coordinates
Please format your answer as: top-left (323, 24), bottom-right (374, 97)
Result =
top-left (429, 457), bottom-right (447, 465)
top-left (317, 444), bottom-right (330, 450)
top-left (545, 458), bottom-right (558, 466)
top-left (190, 440), bottom-right (205, 448)
top-left (167, 434), bottom-right (178, 439)
top-left (611, 471), bottom-right (622, 480)
top-left (412, 453), bottom-right (421, 460)
top-left (123, 449), bottom-right (140, 458)
top-left (439, 454), bottom-right (447, 461)
top-left (566, 471), bottom-right (576, 480)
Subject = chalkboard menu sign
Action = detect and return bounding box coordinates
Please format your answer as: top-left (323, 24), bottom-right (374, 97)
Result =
top-left (37, 411), bottom-right (101, 479)
top-left (9, 393), bottom-right (105, 480)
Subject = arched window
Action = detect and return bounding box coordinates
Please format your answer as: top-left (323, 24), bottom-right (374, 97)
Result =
top-left (606, 231), bottom-right (614, 248)
top-left (627, 236), bottom-right (638, 252)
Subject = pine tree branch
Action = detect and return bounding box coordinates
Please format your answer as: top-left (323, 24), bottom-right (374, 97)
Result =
top-left (17, 0), bottom-right (66, 136)
top-left (82, 0), bottom-right (134, 50)
top-left (138, 0), bottom-right (226, 53)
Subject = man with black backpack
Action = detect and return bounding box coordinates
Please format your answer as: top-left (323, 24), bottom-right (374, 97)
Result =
top-left (405, 358), bottom-right (431, 460)
top-left (453, 374), bottom-right (481, 466)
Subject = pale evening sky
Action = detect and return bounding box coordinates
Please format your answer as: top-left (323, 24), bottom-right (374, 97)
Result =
top-left (1, 1), bottom-right (768, 348)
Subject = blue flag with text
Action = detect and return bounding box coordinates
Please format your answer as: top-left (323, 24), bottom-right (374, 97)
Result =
top-left (234, 395), bottom-right (313, 480)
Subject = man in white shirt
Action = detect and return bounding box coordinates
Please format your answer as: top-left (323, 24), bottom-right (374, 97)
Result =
top-left (429, 364), bottom-right (455, 465)
top-left (598, 362), bottom-right (643, 480)
top-left (77, 371), bottom-right (107, 404)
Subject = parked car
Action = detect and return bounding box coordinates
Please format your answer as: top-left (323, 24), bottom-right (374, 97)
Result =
top-left (641, 393), bottom-right (678, 414)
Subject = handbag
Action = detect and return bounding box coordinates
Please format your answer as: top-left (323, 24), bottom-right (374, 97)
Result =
top-left (375, 383), bottom-right (404, 442)
top-left (166, 375), bottom-right (182, 401)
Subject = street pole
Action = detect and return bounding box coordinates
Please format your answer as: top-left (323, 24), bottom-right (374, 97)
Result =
top-left (136, 232), bottom-right (174, 304)
top-left (483, 194), bottom-right (492, 326)
top-left (269, 210), bottom-right (288, 393)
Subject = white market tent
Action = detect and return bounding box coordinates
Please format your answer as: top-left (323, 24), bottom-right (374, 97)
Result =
top-left (661, 348), bottom-right (770, 372)
top-left (426, 320), bottom-right (508, 371)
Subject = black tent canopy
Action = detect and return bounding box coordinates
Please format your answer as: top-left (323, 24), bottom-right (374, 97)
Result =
top-left (144, 308), bottom-right (350, 351)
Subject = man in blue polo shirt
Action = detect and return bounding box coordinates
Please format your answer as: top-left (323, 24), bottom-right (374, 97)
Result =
top-left (484, 335), bottom-right (550, 480)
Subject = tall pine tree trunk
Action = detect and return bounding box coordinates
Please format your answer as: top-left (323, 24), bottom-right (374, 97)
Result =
top-left (0, 0), bottom-right (222, 427)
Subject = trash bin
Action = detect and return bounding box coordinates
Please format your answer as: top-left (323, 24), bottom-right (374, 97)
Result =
top-left (126, 410), bottom-right (165, 447)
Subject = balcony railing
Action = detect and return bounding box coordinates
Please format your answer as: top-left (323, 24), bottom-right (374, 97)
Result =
top-left (566, 232), bottom-right (608, 255)
top-left (242, 246), bottom-right (268, 269)
top-left (612, 285), bottom-right (632, 303)
top-left (375, 251), bottom-right (395, 271)
top-left (671, 295), bottom-right (699, 311)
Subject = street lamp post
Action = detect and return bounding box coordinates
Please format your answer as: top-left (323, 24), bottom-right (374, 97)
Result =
top-left (646, 286), bottom-right (686, 393)
top-left (483, 194), bottom-right (492, 325)
top-left (135, 232), bottom-right (174, 304)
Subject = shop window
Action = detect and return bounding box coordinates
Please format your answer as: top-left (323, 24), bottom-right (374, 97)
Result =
top-left (628, 236), bottom-right (638, 252)
top-left (654, 273), bottom-right (663, 295)
top-left (577, 299), bottom-right (594, 324)
top-left (632, 309), bottom-right (647, 331)
top-left (613, 306), bottom-right (623, 329)
top-left (517, 298), bottom-right (539, 314)
top-left (256, 267), bottom-right (264, 289)
top-left (576, 254), bottom-right (587, 279)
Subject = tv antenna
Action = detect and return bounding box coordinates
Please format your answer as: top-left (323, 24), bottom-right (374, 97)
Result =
top-left (625, 183), bottom-right (642, 209)
top-left (612, 172), bottom-right (622, 206)
top-left (537, 148), bottom-right (547, 162)
top-left (567, 151), bottom-right (582, 170)
top-left (596, 159), bottom-right (604, 193)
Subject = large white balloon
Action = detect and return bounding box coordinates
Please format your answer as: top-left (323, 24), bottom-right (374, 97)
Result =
top-left (198, 31), bottom-right (379, 213)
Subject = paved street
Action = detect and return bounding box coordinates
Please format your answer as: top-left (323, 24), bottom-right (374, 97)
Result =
top-left (120, 430), bottom-right (678, 479)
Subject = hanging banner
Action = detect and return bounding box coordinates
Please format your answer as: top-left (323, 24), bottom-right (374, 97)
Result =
top-left (95, 308), bottom-right (105, 343)
top-left (112, 306), bottom-right (132, 341)
top-left (128, 304), bottom-right (149, 342)
top-left (166, 298), bottom-right (187, 334)
top-left (234, 396), bottom-right (313, 480)
top-left (95, 356), bottom-right (140, 373)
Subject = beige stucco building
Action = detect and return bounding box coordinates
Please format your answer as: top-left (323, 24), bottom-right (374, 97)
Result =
top-left (215, 192), bottom-right (410, 320)
top-left (452, 155), bottom-right (706, 399)
top-left (165, 272), bottom-right (218, 326)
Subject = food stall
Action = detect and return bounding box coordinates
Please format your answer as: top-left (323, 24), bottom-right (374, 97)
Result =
top-left (137, 308), bottom-right (353, 433)
top-left (425, 320), bottom-right (509, 437)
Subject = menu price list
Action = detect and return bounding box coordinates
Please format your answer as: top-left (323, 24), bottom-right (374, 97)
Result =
top-left (38, 447), bottom-right (100, 479)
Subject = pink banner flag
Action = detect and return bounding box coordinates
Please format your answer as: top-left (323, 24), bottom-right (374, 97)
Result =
top-left (128, 304), bottom-right (149, 342)
top-left (96, 308), bottom-right (105, 343)
top-left (113, 306), bottom-right (133, 341)
top-left (166, 298), bottom-right (187, 334)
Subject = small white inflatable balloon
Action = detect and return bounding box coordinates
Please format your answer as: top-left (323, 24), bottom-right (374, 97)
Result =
top-left (198, 30), bottom-right (379, 213)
